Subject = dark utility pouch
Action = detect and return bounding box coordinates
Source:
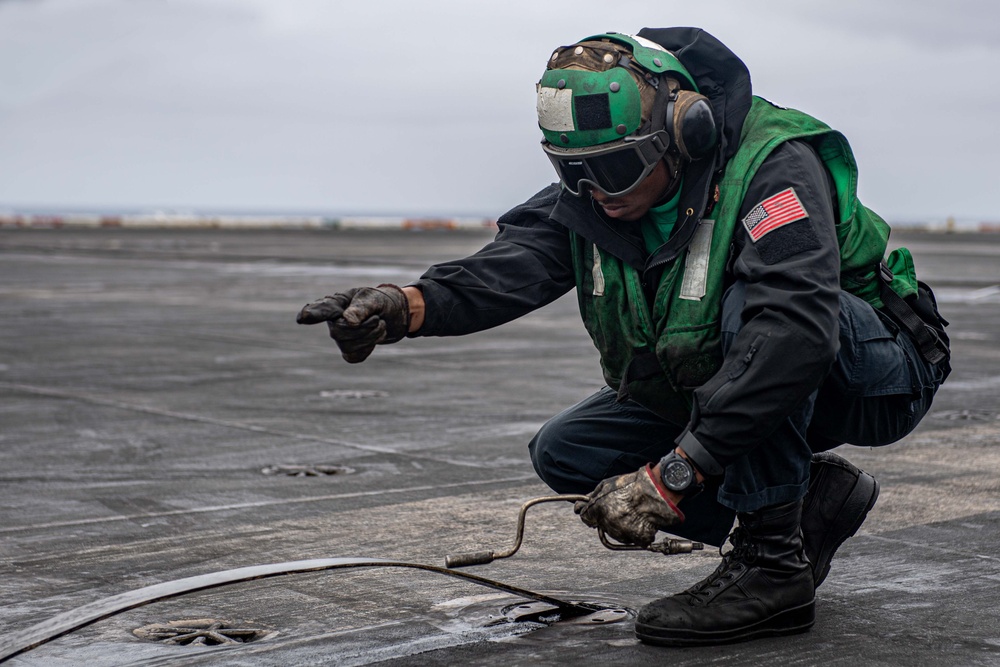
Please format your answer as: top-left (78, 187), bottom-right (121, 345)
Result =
top-left (878, 263), bottom-right (951, 377)
top-left (909, 280), bottom-right (950, 347)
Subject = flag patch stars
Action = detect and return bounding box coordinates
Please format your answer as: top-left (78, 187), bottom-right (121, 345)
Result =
top-left (742, 188), bottom-right (808, 242)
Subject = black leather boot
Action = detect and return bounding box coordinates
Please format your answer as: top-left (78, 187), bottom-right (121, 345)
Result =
top-left (635, 500), bottom-right (815, 646)
top-left (801, 452), bottom-right (880, 587)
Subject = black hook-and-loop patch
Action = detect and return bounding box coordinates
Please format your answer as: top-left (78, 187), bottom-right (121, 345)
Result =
top-left (574, 94), bottom-right (612, 131)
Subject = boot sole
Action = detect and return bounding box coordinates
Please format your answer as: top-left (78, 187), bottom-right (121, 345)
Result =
top-left (812, 469), bottom-right (880, 587)
top-left (635, 600), bottom-right (816, 646)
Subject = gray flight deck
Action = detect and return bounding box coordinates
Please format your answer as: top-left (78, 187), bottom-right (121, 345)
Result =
top-left (1, 226), bottom-right (999, 666)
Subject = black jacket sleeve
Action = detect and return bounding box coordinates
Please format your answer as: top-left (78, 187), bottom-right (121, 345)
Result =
top-left (682, 140), bottom-right (842, 473)
top-left (411, 185), bottom-right (576, 336)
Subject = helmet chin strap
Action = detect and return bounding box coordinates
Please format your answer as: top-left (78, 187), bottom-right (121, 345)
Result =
top-left (651, 154), bottom-right (683, 206)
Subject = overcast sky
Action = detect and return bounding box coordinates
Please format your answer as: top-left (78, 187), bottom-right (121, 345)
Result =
top-left (0, 0), bottom-right (996, 222)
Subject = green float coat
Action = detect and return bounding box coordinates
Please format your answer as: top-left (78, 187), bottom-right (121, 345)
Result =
top-left (569, 96), bottom-right (918, 420)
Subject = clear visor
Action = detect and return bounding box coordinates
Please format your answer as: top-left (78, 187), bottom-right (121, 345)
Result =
top-left (542, 131), bottom-right (669, 197)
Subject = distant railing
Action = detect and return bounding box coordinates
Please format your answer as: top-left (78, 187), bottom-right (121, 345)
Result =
top-left (0, 213), bottom-right (499, 230)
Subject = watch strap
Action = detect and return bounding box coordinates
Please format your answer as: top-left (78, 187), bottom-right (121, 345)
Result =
top-left (676, 429), bottom-right (724, 477)
top-left (658, 451), bottom-right (705, 498)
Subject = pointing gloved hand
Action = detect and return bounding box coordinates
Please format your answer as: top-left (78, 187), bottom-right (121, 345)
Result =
top-left (297, 284), bottom-right (410, 363)
top-left (574, 464), bottom-right (684, 546)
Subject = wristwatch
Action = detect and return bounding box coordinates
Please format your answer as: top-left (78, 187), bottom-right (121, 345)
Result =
top-left (659, 451), bottom-right (705, 498)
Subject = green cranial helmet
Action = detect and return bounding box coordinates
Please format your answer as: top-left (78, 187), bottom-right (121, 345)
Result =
top-left (536, 33), bottom-right (697, 150)
top-left (537, 33), bottom-right (717, 196)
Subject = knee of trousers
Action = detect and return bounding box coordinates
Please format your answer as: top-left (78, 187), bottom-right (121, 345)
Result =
top-left (527, 423), bottom-right (561, 485)
top-left (527, 424), bottom-right (593, 495)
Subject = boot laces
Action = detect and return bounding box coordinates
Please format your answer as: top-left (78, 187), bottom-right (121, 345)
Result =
top-left (724, 525), bottom-right (760, 564)
top-left (688, 526), bottom-right (759, 597)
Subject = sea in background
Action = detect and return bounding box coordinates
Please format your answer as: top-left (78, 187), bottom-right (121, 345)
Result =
top-left (0, 205), bottom-right (996, 233)
top-left (0, 205), bottom-right (498, 231)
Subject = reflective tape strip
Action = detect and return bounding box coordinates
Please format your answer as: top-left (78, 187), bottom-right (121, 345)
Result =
top-left (679, 219), bottom-right (714, 301)
top-left (592, 244), bottom-right (605, 296)
top-left (537, 86), bottom-right (575, 132)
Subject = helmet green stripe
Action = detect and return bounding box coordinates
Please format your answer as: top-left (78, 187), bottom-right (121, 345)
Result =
top-left (582, 33), bottom-right (697, 90)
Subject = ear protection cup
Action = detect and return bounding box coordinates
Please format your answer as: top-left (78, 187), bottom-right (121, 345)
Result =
top-left (665, 90), bottom-right (718, 161)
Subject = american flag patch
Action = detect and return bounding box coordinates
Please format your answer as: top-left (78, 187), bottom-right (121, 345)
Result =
top-left (742, 188), bottom-right (808, 242)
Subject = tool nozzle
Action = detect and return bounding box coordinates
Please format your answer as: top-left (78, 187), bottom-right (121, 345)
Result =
top-left (445, 550), bottom-right (495, 569)
top-left (662, 539), bottom-right (704, 554)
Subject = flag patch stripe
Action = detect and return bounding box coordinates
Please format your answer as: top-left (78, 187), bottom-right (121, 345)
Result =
top-left (742, 188), bottom-right (808, 242)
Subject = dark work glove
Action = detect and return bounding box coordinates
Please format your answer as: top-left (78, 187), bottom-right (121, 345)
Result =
top-left (574, 464), bottom-right (684, 546)
top-left (296, 284), bottom-right (410, 363)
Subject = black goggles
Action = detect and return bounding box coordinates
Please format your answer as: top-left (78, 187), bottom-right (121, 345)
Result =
top-left (542, 131), bottom-right (670, 197)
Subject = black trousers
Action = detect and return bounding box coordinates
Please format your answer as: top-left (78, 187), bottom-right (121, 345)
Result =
top-left (528, 284), bottom-right (947, 546)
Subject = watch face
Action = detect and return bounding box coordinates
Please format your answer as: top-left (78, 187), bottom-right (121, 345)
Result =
top-left (663, 459), bottom-right (693, 491)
